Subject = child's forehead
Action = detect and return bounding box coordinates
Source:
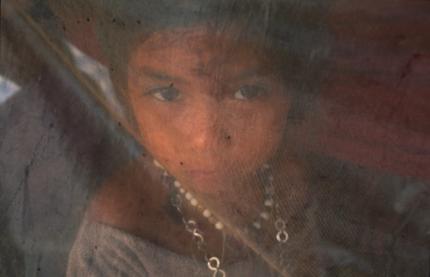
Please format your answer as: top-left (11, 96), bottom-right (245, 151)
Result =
top-left (140, 26), bottom-right (245, 48)
top-left (130, 27), bottom-right (272, 74)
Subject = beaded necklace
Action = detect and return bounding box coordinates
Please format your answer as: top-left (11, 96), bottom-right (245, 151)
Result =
top-left (153, 159), bottom-right (289, 276)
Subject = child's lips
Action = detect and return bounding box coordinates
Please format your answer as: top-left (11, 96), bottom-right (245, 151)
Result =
top-left (187, 169), bottom-right (216, 176)
top-left (186, 169), bottom-right (218, 182)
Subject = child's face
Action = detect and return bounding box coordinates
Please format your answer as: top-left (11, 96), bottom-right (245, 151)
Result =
top-left (128, 27), bottom-right (290, 194)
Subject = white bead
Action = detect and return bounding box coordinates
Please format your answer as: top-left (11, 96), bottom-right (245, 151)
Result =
top-left (174, 180), bottom-right (181, 188)
top-left (276, 230), bottom-right (289, 243)
top-left (260, 212), bottom-right (270, 220)
top-left (185, 192), bottom-right (193, 200)
top-left (215, 222), bottom-right (224, 230)
top-left (179, 188), bottom-right (185, 194)
top-left (190, 198), bottom-right (198, 206)
top-left (264, 199), bottom-right (274, 207)
top-left (253, 221), bottom-right (261, 229)
top-left (153, 159), bottom-right (164, 169)
top-left (203, 209), bottom-right (211, 218)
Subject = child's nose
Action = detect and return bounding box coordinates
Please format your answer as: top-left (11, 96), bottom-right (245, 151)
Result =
top-left (187, 102), bottom-right (231, 153)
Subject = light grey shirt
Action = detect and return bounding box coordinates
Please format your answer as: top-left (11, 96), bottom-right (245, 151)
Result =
top-left (67, 217), bottom-right (277, 277)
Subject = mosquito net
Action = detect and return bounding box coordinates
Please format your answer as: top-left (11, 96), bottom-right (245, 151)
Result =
top-left (1, 1), bottom-right (429, 276)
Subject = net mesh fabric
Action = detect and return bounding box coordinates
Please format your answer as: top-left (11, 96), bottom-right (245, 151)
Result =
top-left (1, 1), bottom-right (429, 276)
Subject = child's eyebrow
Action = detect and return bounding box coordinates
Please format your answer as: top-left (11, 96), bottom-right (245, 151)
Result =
top-left (138, 66), bottom-right (187, 84)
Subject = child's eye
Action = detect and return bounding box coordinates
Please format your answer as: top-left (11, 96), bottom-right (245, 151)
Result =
top-left (148, 85), bottom-right (181, 102)
top-left (234, 84), bottom-right (266, 100)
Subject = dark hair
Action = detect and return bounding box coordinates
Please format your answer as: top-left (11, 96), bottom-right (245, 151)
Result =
top-left (93, 0), bottom-right (330, 125)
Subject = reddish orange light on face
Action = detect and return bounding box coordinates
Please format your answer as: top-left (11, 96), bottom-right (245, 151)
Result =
top-left (128, 27), bottom-right (290, 194)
